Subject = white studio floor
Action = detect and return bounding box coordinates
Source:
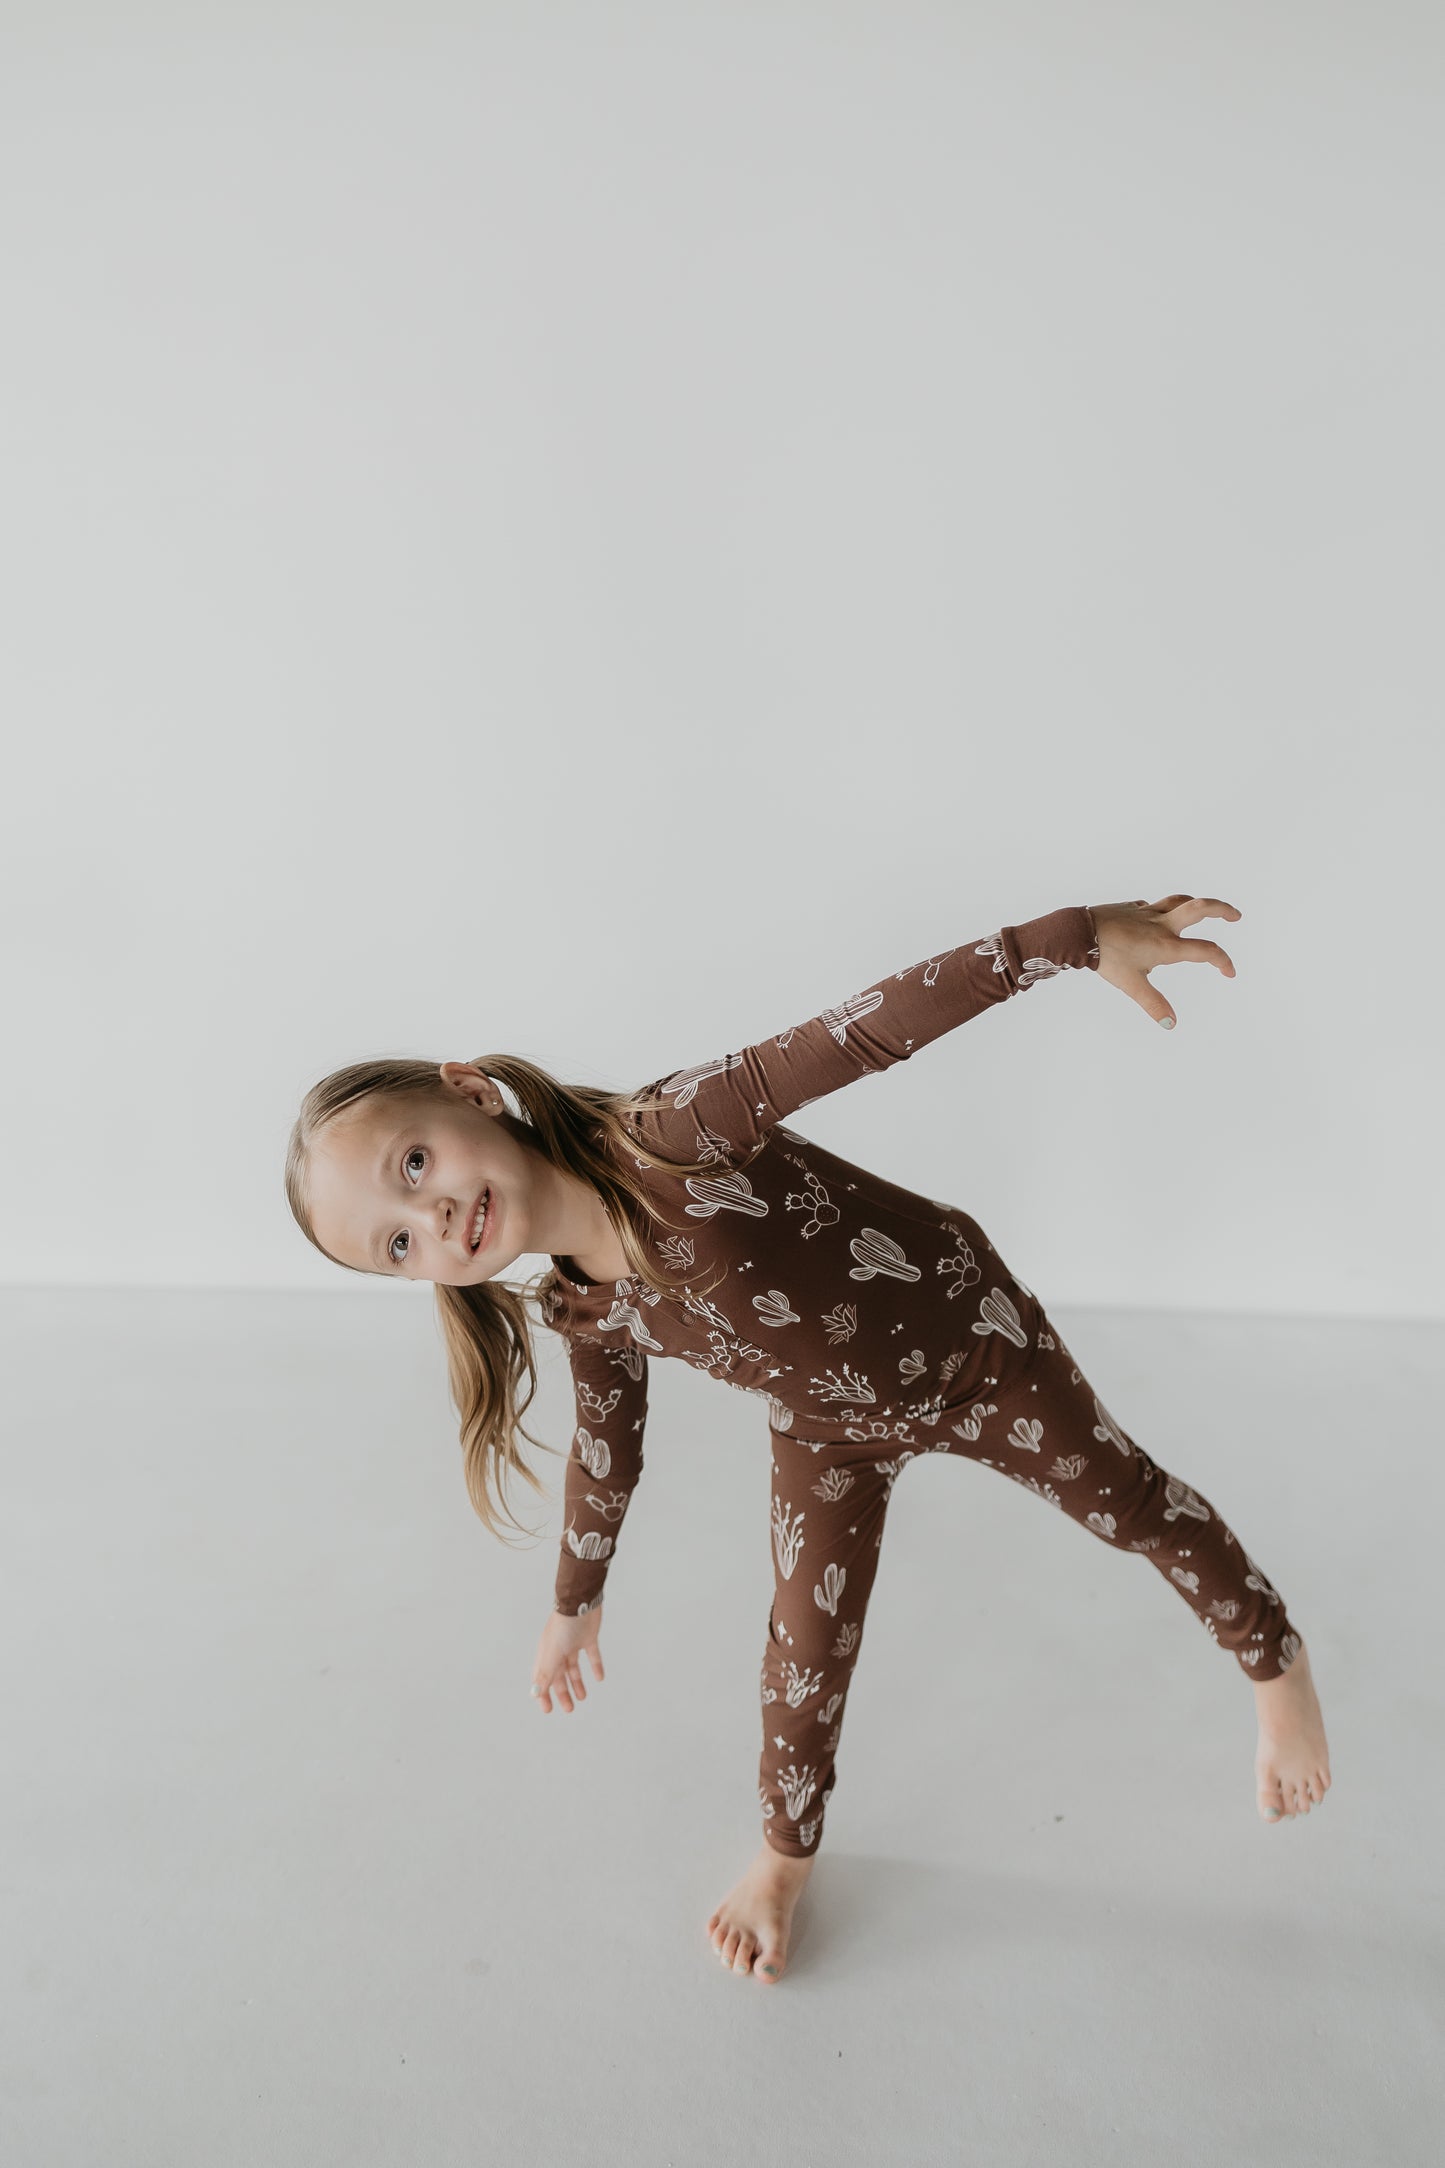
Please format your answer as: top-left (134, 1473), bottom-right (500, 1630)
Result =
top-left (3, 1284), bottom-right (1440, 2168)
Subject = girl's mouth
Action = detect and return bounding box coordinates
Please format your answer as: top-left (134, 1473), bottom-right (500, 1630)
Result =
top-left (468, 1188), bottom-right (493, 1254)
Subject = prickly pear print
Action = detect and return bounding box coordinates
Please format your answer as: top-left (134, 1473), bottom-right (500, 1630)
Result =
top-left (784, 1168), bottom-right (840, 1239)
top-left (938, 1232), bottom-right (983, 1301)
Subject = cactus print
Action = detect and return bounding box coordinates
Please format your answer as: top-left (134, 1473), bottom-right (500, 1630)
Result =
top-left (544, 904), bottom-right (1300, 1859)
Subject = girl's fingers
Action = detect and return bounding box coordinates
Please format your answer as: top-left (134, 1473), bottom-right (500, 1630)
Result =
top-left (587, 1645), bottom-right (605, 1683)
top-left (1169, 896), bottom-right (1241, 925)
top-left (1175, 938), bottom-right (1236, 975)
top-left (568, 1665), bottom-right (586, 1702)
top-left (1130, 974), bottom-right (1177, 1029)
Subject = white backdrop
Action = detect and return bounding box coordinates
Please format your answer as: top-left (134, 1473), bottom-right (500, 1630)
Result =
top-left (1, 0), bottom-right (1439, 1317)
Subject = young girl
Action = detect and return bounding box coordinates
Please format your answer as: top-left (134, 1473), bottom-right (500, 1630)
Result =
top-left (287, 893), bottom-right (1331, 1987)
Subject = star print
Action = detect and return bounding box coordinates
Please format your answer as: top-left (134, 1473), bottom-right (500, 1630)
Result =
top-left (772, 1735), bottom-right (791, 1750)
top-left (848, 1526), bottom-right (856, 1535)
top-left (768, 1367), bottom-right (782, 1378)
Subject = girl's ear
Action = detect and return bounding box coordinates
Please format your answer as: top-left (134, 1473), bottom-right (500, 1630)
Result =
top-left (439, 1061), bottom-right (504, 1115)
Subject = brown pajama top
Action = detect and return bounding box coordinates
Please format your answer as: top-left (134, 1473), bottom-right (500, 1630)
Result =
top-left (538, 903), bottom-right (1301, 1856)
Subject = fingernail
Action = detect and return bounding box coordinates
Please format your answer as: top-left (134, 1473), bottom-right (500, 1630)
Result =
top-left (1158, 1017), bottom-right (1175, 1030)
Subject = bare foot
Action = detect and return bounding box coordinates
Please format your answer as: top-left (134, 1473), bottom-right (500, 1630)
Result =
top-left (707, 1839), bottom-right (815, 1984)
top-left (1253, 1638), bottom-right (1332, 1823)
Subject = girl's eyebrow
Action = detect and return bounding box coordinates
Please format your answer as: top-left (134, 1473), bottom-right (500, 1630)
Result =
top-left (369, 1128), bottom-right (408, 1269)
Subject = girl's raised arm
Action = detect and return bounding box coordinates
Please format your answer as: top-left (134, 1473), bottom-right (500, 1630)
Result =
top-left (637, 902), bottom-right (1099, 1159)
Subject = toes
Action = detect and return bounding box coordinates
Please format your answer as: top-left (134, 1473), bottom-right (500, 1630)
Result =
top-left (1258, 1782), bottom-right (1286, 1823)
top-left (756, 1950), bottom-right (785, 1984)
top-left (733, 1937), bottom-right (756, 1975)
top-left (718, 1930), bottom-right (740, 1967)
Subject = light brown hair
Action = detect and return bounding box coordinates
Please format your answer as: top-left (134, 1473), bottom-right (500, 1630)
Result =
top-left (285, 1054), bottom-right (760, 1549)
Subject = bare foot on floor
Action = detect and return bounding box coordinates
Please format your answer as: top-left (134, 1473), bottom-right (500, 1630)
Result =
top-left (1253, 1637), bottom-right (1332, 1823)
top-left (707, 1839), bottom-right (815, 1984)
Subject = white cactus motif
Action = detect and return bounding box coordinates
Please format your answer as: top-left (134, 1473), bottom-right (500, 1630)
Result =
top-left (818, 1691), bottom-right (845, 1726)
top-left (810, 1365), bottom-right (875, 1405)
top-left (684, 1168), bottom-right (769, 1223)
top-left (899, 1348), bottom-right (929, 1385)
top-left (758, 1787), bottom-right (775, 1819)
top-left (971, 1289), bottom-right (1029, 1347)
top-left (1091, 1399), bottom-right (1135, 1456)
top-left (832, 1622), bottom-right (860, 1659)
top-left (784, 1169), bottom-right (840, 1239)
top-left (574, 1427), bottom-right (611, 1479)
top-left (772, 1498), bottom-right (806, 1578)
top-left (798, 1819), bottom-right (819, 1848)
top-left (1208, 1598), bottom-right (1241, 1621)
top-left (1171, 1566), bottom-right (1201, 1593)
top-left (815, 1561), bottom-right (846, 1615)
top-left (819, 986), bottom-right (886, 1044)
top-left (1243, 1550), bottom-right (1281, 1603)
top-left (563, 1523), bottom-right (614, 1560)
top-left (1278, 1632), bottom-right (1301, 1670)
top-left (754, 1288), bottom-right (801, 1328)
top-left (692, 1120), bottom-right (736, 1166)
top-left (584, 1487), bottom-right (630, 1523)
top-left (950, 1401), bottom-right (998, 1442)
top-left (822, 1301), bottom-right (858, 1343)
top-left (596, 1297), bottom-right (664, 1353)
top-left (782, 1660), bottom-right (825, 1707)
top-left (577, 1383), bottom-right (622, 1421)
top-left (1007, 1417), bottom-right (1044, 1454)
top-left (655, 1233), bottom-right (697, 1277)
top-left (1086, 1511), bottom-right (1118, 1539)
top-left (1049, 1453), bottom-right (1088, 1481)
top-left (779, 1764), bottom-right (818, 1819)
top-left (937, 1237), bottom-right (982, 1301)
top-left (1163, 1479), bottom-right (1211, 1524)
top-left (660, 1052), bottom-right (746, 1110)
top-left (812, 1465), bottom-right (855, 1502)
top-left (848, 1228), bottom-right (921, 1284)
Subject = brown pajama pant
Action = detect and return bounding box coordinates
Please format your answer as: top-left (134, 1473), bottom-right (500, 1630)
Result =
top-left (757, 1289), bottom-right (1301, 1859)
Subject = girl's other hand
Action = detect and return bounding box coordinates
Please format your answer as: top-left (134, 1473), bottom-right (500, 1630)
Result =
top-left (1088, 895), bottom-right (1241, 1030)
top-left (531, 1602), bottom-right (605, 1714)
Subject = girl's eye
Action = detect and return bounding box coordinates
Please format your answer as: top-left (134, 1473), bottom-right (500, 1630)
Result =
top-left (388, 1148), bottom-right (427, 1265)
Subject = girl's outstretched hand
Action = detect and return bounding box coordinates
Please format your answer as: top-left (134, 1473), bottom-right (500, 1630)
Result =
top-left (531, 1602), bottom-right (604, 1714)
top-left (1088, 895), bottom-right (1241, 1030)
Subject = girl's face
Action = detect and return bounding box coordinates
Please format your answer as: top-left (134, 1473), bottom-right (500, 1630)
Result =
top-left (305, 1069), bottom-right (544, 1284)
